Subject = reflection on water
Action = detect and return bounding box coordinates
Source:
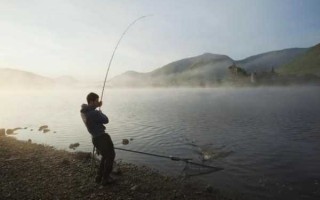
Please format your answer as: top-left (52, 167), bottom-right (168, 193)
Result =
top-left (1, 87), bottom-right (320, 200)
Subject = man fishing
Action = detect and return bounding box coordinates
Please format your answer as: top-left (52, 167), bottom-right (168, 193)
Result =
top-left (80, 92), bottom-right (116, 185)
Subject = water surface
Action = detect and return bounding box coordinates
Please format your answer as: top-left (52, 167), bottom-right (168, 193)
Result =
top-left (1, 87), bottom-right (320, 200)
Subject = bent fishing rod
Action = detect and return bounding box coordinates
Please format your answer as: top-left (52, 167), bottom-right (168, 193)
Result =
top-left (100, 15), bottom-right (152, 101)
top-left (93, 16), bottom-right (223, 174)
top-left (91, 15), bottom-right (151, 170)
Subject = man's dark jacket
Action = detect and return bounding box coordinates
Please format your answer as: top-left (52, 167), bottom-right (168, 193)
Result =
top-left (80, 104), bottom-right (109, 138)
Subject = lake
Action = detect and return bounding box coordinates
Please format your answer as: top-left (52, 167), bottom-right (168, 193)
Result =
top-left (1, 87), bottom-right (320, 200)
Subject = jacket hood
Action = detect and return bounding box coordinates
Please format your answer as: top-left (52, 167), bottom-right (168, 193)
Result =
top-left (80, 104), bottom-right (96, 113)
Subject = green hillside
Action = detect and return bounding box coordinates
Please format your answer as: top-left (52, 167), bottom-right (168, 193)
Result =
top-left (279, 43), bottom-right (320, 76)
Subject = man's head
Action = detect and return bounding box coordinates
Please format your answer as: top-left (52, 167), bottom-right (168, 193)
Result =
top-left (87, 92), bottom-right (101, 107)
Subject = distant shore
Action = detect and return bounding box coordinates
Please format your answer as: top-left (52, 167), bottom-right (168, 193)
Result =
top-left (0, 133), bottom-right (229, 200)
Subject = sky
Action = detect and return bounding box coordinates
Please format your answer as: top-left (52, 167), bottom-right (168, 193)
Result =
top-left (1, 0), bottom-right (320, 81)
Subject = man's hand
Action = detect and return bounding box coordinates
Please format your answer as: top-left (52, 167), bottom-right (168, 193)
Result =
top-left (98, 101), bottom-right (103, 107)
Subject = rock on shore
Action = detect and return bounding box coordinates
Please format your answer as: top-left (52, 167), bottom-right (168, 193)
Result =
top-left (0, 135), bottom-right (228, 200)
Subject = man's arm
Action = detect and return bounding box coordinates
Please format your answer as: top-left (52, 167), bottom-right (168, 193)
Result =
top-left (93, 111), bottom-right (109, 124)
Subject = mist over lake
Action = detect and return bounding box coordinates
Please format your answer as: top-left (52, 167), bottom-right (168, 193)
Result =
top-left (1, 87), bottom-right (320, 200)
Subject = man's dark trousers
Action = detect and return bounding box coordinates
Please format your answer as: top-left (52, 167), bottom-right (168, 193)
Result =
top-left (92, 133), bottom-right (115, 180)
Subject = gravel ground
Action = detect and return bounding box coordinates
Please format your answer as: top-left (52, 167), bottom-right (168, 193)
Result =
top-left (0, 134), bottom-right (232, 200)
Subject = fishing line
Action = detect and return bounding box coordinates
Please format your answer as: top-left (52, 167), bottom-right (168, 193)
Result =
top-left (109, 119), bottom-right (224, 176)
top-left (100, 15), bottom-right (152, 101)
top-left (114, 147), bottom-right (224, 177)
top-left (109, 119), bottom-right (215, 161)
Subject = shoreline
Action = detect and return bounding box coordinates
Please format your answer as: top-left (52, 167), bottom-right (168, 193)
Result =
top-left (0, 134), bottom-right (230, 200)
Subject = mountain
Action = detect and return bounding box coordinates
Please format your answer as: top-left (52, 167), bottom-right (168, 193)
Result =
top-left (108, 43), bottom-right (320, 87)
top-left (0, 68), bottom-right (54, 89)
top-left (109, 53), bottom-right (235, 87)
top-left (108, 71), bottom-right (148, 87)
top-left (235, 48), bottom-right (308, 73)
top-left (150, 53), bottom-right (232, 76)
top-left (3, 43), bottom-right (318, 89)
top-left (0, 68), bottom-right (78, 89)
top-left (54, 76), bottom-right (79, 86)
top-left (278, 43), bottom-right (320, 76)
